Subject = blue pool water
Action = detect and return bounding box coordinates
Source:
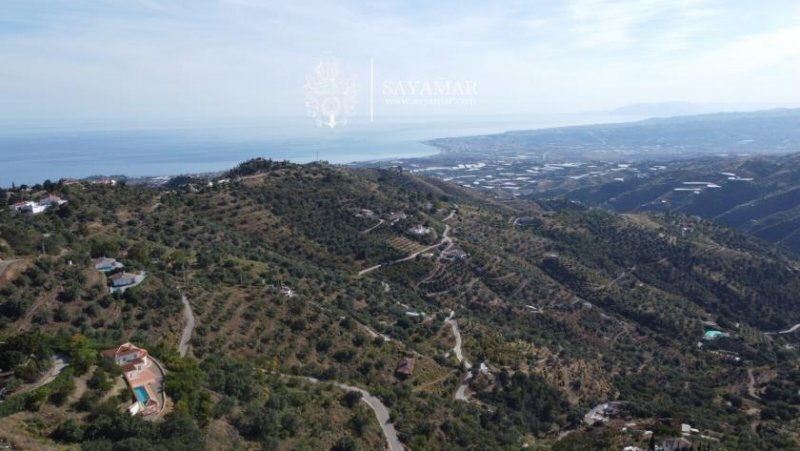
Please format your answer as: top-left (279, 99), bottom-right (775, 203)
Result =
top-left (134, 386), bottom-right (150, 403)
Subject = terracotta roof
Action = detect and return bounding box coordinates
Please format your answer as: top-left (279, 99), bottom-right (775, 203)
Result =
top-left (102, 342), bottom-right (148, 359)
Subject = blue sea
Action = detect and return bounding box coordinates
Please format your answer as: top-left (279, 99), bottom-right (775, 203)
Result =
top-left (0, 114), bottom-right (640, 187)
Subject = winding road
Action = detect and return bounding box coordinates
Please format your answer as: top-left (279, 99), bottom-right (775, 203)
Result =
top-left (178, 292), bottom-right (195, 357)
top-left (358, 212), bottom-right (455, 277)
top-left (765, 323), bottom-right (800, 335)
top-left (445, 311), bottom-right (474, 401)
top-left (279, 374), bottom-right (404, 451)
top-left (444, 311), bottom-right (470, 369)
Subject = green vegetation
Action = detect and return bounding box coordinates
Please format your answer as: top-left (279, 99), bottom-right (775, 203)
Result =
top-left (0, 159), bottom-right (798, 449)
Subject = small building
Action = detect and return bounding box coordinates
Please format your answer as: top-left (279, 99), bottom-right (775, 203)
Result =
top-left (39, 194), bottom-right (67, 207)
top-left (109, 272), bottom-right (144, 288)
top-left (703, 330), bottom-right (729, 341)
top-left (94, 257), bottom-right (124, 273)
top-left (8, 201), bottom-right (32, 213)
top-left (395, 357), bottom-right (415, 379)
top-left (442, 248), bottom-right (468, 261)
top-left (409, 224), bottom-right (431, 236)
top-left (359, 209), bottom-right (377, 219)
top-left (9, 201), bottom-right (46, 214)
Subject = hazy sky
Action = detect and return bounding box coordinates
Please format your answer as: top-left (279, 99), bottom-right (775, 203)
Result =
top-left (2, 0), bottom-right (800, 124)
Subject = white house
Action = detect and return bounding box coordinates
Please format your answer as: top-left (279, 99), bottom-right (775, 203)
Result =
top-left (39, 194), bottom-right (67, 207)
top-left (101, 342), bottom-right (149, 367)
top-left (109, 272), bottom-right (145, 288)
top-left (93, 257), bottom-right (124, 272)
top-left (9, 201), bottom-right (47, 214)
top-left (409, 224), bottom-right (431, 236)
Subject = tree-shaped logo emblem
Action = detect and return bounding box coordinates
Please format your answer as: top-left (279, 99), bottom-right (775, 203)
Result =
top-left (304, 57), bottom-right (357, 128)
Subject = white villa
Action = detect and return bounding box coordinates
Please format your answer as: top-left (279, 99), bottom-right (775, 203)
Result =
top-left (39, 194), bottom-right (68, 207)
top-left (409, 224), bottom-right (431, 236)
top-left (8, 194), bottom-right (67, 215)
top-left (9, 201), bottom-right (47, 214)
top-left (108, 271), bottom-right (146, 293)
top-left (93, 257), bottom-right (125, 272)
top-left (102, 342), bottom-right (149, 367)
top-left (102, 343), bottom-right (162, 417)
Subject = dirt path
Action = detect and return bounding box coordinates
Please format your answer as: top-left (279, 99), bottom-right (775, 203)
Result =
top-left (357, 320), bottom-right (391, 342)
top-left (0, 259), bottom-right (18, 279)
top-left (444, 311), bottom-right (476, 402)
top-left (444, 311), bottom-right (470, 369)
top-left (359, 212), bottom-right (455, 276)
top-left (747, 368), bottom-right (761, 400)
top-left (362, 219), bottom-right (385, 234)
top-left (15, 354), bottom-right (69, 395)
top-left (178, 292), bottom-right (195, 357)
top-left (279, 374), bottom-right (404, 451)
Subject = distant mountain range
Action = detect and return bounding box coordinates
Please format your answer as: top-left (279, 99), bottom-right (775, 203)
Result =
top-left (611, 101), bottom-right (721, 117)
top-left (533, 152), bottom-right (800, 255)
top-left (427, 107), bottom-right (800, 162)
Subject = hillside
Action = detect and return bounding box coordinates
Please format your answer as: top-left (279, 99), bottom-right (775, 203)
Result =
top-left (534, 152), bottom-right (800, 255)
top-left (0, 160), bottom-right (799, 450)
top-left (427, 108), bottom-right (800, 161)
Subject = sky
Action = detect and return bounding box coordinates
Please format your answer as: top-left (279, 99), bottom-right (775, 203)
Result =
top-left (1, 0), bottom-right (800, 125)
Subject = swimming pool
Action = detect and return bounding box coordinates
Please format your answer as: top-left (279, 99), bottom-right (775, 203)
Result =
top-left (134, 386), bottom-right (150, 404)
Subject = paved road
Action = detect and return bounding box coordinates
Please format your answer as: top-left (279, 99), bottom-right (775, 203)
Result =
top-left (280, 374), bottom-right (404, 451)
top-left (178, 292), bottom-right (195, 357)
